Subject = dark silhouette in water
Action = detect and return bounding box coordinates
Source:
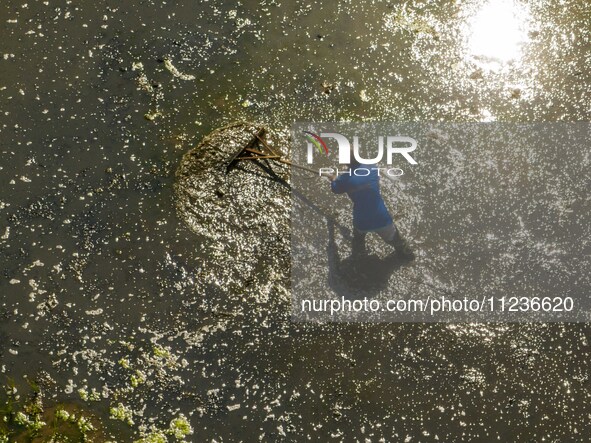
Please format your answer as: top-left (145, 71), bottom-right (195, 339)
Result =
top-left (326, 220), bottom-right (412, 300)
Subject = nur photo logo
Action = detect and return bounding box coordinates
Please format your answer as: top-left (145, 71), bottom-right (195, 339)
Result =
top-left (302, 130), bottom-right (418, 177)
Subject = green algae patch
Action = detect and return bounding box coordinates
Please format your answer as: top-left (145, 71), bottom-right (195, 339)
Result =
top-left (1, 382), bottom-right (106, 442)
top-left (133, 431), bottom-right (168, 443)
top-left (168, 415), bottom-right (193, 440)
top-left (109, 403), bottom-right (135, 426)
top-left (132, 414), bottom-right (193, 443)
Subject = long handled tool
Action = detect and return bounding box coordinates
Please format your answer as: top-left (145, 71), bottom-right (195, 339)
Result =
top-left (224, 126), bottom-right (353, 239)
top-left (226, 127), bottom-right (318, 175)
top-left (225, 127), bottom-right (404, 185)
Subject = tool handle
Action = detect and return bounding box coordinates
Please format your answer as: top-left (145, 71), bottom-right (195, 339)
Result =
top-left (274, 158), bottom-right (319, 175)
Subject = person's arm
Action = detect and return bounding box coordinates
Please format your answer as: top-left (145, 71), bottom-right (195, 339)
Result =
top-left (330, 173), bottom-right (350, 194)
top-left (320, 171), bottom-right (336, 181)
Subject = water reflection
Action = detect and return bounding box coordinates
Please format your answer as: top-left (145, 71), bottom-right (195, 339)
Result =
top-left (466, 0), bottom-right (531, 68)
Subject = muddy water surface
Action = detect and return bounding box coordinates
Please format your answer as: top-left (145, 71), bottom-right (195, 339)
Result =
top-left (1, 0), bottom-right (590, 441)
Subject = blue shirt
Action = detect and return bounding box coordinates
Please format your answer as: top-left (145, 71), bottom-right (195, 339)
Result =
top-left (331, 164), bottom-right (393, 231)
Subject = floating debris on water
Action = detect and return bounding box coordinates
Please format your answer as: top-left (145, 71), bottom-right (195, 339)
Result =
top-left (163, 59), bottom-right (196, 81)
top-left (1, 0), bottom-right (590, 440)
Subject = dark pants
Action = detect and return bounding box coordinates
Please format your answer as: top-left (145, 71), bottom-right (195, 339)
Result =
top-left (354, 225), bottom-right (412, 258)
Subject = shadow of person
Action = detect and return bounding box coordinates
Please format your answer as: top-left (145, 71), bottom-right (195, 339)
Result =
top-left (327, 220), bottom-right (412, 300)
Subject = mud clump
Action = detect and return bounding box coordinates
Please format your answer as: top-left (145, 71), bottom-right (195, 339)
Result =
top-left (174, 122), bottom-right (292, 307)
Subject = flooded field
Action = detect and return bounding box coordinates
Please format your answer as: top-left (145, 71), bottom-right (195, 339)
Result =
top-left (0, 0), bottom-right (590, 441)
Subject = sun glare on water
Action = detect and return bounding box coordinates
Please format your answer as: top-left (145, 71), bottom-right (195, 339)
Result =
top-left (466, 0), bottom-right (530, 66)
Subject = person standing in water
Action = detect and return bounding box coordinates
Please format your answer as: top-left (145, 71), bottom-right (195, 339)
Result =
top-left (323, 157), bottom-right (414, 259)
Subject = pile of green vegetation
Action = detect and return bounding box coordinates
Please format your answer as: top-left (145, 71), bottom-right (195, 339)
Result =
top-left (0, 379), bottom-right (102, 442)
